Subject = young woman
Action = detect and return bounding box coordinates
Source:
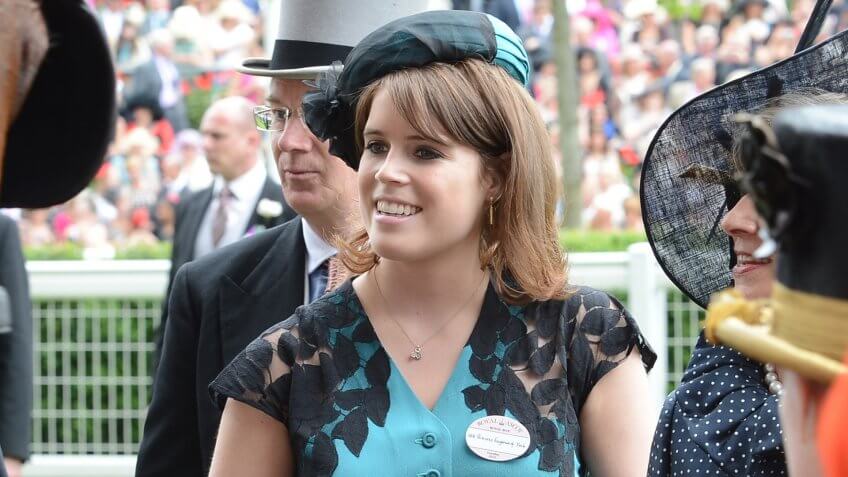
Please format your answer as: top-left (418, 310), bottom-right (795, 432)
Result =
top-left (208, 11), bottom-right (655, 477)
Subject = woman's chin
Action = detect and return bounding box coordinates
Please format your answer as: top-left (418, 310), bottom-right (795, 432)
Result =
top-left (370, 238), bottom-right (424, 263)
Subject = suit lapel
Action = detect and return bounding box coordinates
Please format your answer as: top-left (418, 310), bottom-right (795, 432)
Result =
top-left (219, 219), bottom-right (306, 362)
top-left (243, 178), bottom-right (283, 234)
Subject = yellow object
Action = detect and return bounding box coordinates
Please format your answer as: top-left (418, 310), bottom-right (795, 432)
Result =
top-left (704, 286), bottom-right (848, 384)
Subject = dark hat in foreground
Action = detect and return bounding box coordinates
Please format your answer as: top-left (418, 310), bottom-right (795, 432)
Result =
top-left (302, 10), bottom-right (530, 169)
top-left (1, 0), bottom-right (115, 208)
top-left (705, 105), bottom-right (848, 384)
top-left (640, 27), bottom-right (848, 308)
top-left (238, 0), bottom-right (428, 79)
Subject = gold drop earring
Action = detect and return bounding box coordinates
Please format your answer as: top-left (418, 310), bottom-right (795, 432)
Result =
top-left (488, 198), bottom-right (494, 226)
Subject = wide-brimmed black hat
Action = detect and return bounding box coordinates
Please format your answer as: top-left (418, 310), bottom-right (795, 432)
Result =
top-left (640, 0), bottom-right (848, 308)
top-left (705, 105), bottom-right (848, 384)
top-left (237, 0), bottom-right (428, 79)
top-left (302, 10), bottom-right (530, 169)
top-left (1, 0), bottom-right (115, 208)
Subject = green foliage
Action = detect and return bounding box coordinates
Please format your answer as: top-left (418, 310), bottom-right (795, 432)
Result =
top-left (114, 242), bottom-right (172, 260)
top-left (658, 0), bottom-right (703, 20)
top-left (24, 242), bottom-right (172, 261)
top-left (24, 231), bottom-right (646, 261)
top-left (24, 243), bottom-right (84, 260)
top-left (34, 298), bottom-right (161, 452)
top-left (559, 229), bottom-right (648, 252)
top-left (185, 87), bottom-right (215, 129)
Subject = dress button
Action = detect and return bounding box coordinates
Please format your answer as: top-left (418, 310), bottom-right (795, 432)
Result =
top-left (421, 432), bottom-right (437, 448)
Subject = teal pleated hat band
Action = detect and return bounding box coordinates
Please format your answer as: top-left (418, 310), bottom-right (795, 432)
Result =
top-left (302, 10), bottom-right (532, 169)
top-left (487, 14), bottom-right (531, 87)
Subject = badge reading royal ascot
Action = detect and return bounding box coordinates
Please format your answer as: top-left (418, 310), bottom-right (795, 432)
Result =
top-left (465, 415), bottom-right (532, 462)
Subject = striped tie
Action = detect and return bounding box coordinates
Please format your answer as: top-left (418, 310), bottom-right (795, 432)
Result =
top-left (211, 187), bottom-right (232, 248)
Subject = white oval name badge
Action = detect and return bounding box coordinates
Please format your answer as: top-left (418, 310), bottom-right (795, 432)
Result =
top-left (465, 415), bottom-right (531, 462)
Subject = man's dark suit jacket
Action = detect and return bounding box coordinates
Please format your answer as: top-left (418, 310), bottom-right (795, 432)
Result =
top-left (122, 60), bottom-right (162, 110)
top-left (0, 216), bottom-right (32, 462)
top-left (136, 218), bottom-right (307, 477)
top-left (156, 176), bottom-right (295, 361)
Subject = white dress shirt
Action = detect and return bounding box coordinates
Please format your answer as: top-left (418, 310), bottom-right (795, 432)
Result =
top-left (194, 161), bottom-right (267, 259)
top-left (154, 55), bottom-right (180, 108)
top-left (302, 218), bottom-right (338, 305)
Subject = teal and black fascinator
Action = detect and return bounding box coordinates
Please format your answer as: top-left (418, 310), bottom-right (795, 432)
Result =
top-left (302, 10), bottom-right (530, 169)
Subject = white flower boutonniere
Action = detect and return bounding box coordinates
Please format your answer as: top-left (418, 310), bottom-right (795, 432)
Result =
top-left (257, 199), bottom-right (284, 219)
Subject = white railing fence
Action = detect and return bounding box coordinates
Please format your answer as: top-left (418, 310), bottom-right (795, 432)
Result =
top-left (19, 244), bottom-right (704, 476)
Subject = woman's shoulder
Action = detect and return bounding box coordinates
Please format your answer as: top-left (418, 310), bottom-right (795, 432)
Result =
top-left (208, 282), bottom-right (369, 422)
top-left (526, 285), bottom-right (629, 321)
top-left (260, 282), bottom-right (367, 348)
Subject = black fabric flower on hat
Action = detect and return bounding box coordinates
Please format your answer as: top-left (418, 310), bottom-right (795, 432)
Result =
top-left (733, 113), bottom-right (810, 247)
top-left (303, 61), bottom-right (358, 162)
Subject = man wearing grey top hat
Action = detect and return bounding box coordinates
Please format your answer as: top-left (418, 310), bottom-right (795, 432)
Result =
top-left (134, 2), bottom-right (427, 476)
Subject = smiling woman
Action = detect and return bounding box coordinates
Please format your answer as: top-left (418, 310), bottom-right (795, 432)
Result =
top-left (209, 10), bottom-right (656, 477)
top-left (341, 59), bottom-right (564, 303)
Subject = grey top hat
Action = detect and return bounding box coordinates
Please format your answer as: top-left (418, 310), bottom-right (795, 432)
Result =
top-left (238, 0), bottom-right (429, 79)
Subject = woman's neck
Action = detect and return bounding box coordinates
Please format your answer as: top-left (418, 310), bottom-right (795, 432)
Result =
top-left (370, 239), bottom-right (488, 318)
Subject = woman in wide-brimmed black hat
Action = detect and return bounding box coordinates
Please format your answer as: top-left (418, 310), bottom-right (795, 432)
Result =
top-left (642, 1), bottom-right (848, 474)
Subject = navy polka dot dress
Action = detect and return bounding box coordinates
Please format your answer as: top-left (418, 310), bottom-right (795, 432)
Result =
top-left (648, 332), bottom-right (787, 476)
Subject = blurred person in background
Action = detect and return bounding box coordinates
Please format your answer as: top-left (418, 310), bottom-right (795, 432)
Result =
top-left (716, 28), bottom-right (754, 82)
top-left (123, 28), bottom-right (190, 132)
top-left (208, 0), bottom-right (255, 69)
top-left (123, 97), bottom-right (175, 157)
top-left (166, 129), bottom-right (213, 195)
top-left (621, 84), bottom-right (671, 156)
top-left (0, 216), bottom-right (32, 477)
top-left (579, 0), bottom-right (621, 58)
top-left (583, 160), bottom-right (633, 230)
top-left (158, 96), bottom-right (294, 359)
top-left (167, 5), bottom-right (213, 75)
top-left (653, 39), bottom-right (686, 86)
top-left (142, 0), bottom-right (172, 34)
top-left (668, 57), bottom-right (717, 108)
top-left (517, 0), bottom-right (554, 67)
top-left (112, 128), bottom-right (162, 208)
top-left (98, 0), bottom-right (128, 52)
top-left (692, 24), bottom-right (721, 60)
top-left (615, 44), bottom-right (652, 107)
top-left (582, 127), bottom-right (621, 196)
top-left (127, 206), bottom-right (160, 246)
top-left (452, 0), bottom-right (521, 31)
top-left (17, 209), bottom-right (54, 247)
top-left (152, 195), bottom-right (178, 241)
top-left (114, 14), bottom-right (151, 72)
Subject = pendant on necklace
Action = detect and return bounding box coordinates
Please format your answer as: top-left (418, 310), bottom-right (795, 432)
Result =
top-left (410, 345), bottom-right (423, 361)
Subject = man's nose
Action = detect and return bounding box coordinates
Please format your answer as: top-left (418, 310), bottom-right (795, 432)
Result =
top-left (276, 117), bottom-right (313, 153)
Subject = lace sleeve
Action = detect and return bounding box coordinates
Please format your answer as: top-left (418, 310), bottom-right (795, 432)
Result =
top-left (208, 316), bottom-right (300, 423)
top-left (561, 287), bottom-right (656, 416)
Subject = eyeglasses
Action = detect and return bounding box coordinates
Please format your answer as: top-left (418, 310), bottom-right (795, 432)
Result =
top-left (253, 105), bottom-right (305, 132)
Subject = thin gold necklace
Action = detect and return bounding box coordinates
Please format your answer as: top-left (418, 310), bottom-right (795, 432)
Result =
top-left (370, 266), bottom-right (487, 361)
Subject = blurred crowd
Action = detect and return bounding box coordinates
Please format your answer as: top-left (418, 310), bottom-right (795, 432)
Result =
top-left (4, 0), bottom-right (844, 254)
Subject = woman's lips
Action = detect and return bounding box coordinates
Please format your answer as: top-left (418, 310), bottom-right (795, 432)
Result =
top-left (732, 255), bottom-right (773, 275)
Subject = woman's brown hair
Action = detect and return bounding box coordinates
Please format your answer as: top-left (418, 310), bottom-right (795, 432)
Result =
top-left (335, 58), bottom-right (568, 304)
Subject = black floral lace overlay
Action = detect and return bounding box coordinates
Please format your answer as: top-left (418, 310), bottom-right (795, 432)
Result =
top-left (461, 286), bottom-right (656, 477)
top-left (210, 282), bottom-right (655, 477)
top-left (210, 285), bottom-right (389, 476)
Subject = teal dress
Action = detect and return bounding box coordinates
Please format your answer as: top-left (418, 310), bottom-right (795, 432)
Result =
top-left (210, 280), bottom-right (655, 476)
